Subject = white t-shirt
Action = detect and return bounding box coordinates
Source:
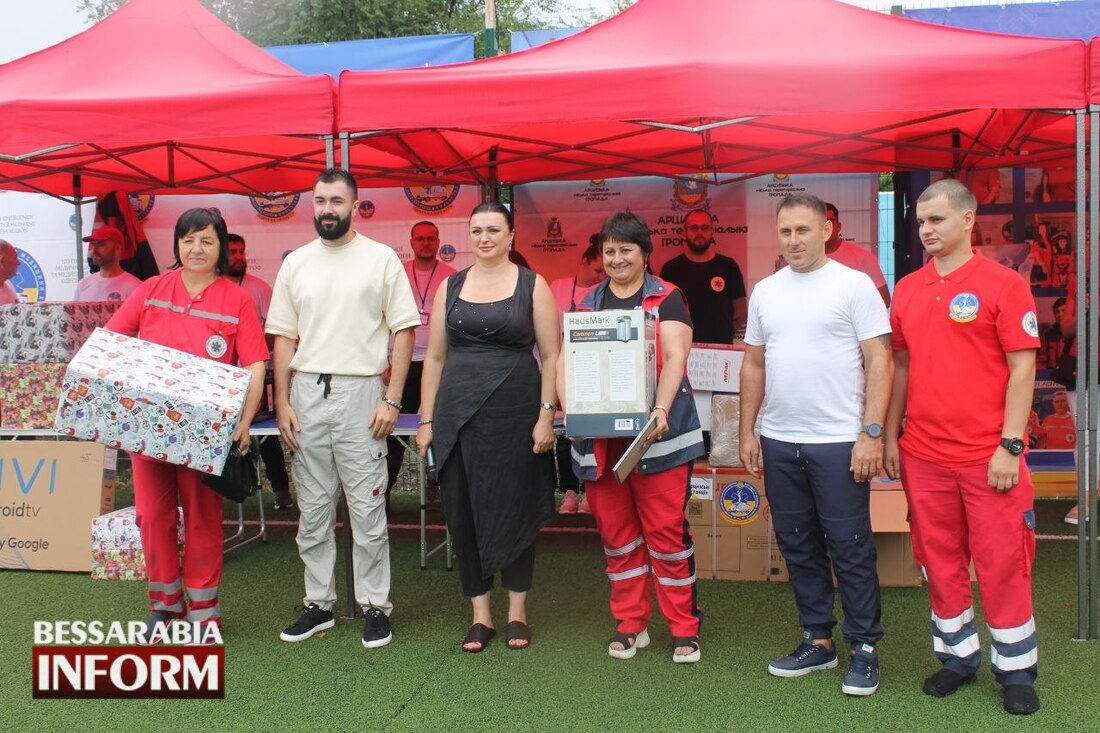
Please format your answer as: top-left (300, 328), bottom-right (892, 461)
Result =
top-left (830, 241), bottom-right (887, 290)
top-left (234, 273), bottom-right (273, 322)
top-left (404, 259), bottom-right (455, 362)
top-left (73, 271), bottom-right (142, 302)
top-left (744, 259), bottom-right (890, 443)
top-left (266, 232), bottom-right (422, 376)
top-left (0, 281), bottom-right (17, 305)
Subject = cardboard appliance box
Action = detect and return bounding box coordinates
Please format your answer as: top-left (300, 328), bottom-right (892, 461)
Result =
top-left (563, 309), bottom-right (656, 437)
top-left (0, 441), bottom-right (109, 572)
top-left (55, 328), bottom-right (252, 475)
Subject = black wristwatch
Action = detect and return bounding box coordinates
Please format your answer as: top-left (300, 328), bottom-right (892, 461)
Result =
top-left (861, 423), bottom-right (884, 439)
top-left (1000, 437), bottom-right (1026, 456)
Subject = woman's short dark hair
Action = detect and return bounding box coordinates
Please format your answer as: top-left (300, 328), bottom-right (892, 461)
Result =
top-left (470, 201), bottom-right (514, 231)
top-left (172, 208), bottom-right (230, 275)
top-left (600, 211), bottom-right (652, 256)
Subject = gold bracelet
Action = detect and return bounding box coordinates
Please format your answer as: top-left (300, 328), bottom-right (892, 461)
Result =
top-left (652, 405), bottom-right (669, 415)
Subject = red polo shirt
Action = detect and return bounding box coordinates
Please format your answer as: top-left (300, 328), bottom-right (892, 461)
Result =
top-left (107, 270), bottom-right (269, 367)
top-left (891, 254), bottom-right (1039, 466)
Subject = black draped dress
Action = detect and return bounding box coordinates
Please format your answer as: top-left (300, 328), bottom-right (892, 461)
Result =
top-left (433, 266), bottom-right (555, 576)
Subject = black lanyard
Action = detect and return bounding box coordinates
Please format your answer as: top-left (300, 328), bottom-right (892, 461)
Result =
top-left (412, 261), bottom-right (439, 313)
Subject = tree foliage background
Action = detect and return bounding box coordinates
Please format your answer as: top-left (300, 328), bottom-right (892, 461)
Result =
top-left (76, 1), bottom-right (635, 50)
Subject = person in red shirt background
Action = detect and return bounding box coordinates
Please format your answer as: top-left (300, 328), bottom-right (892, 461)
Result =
top-left (107, 207), bottom-right (268, 642)
top-left (885, 179), bottom-right (1040, 716)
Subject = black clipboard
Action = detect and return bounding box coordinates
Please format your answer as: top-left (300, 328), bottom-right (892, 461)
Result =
top-left (612, 414), bottom-right (660, 483)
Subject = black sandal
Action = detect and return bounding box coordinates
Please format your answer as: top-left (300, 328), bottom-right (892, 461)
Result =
top-left (461, 623), bottom-right (496, 653)
top-left (505, 620), bottom-right (531, 650)
top-left (672, 635), bottom-right (701, 664)
top-left (608, 628), bottom-right (650, 659)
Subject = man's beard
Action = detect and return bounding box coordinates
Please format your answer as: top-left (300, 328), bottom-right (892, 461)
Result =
top-left (314, 212), bottom-right (352, 241)
top-left (687, 237), bottom-right (712, 254)
top-left (228, 261), bottom-right (246, 277)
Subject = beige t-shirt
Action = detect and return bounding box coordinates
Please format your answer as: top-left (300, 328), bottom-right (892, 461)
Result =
top-left (266, 232), bottom-right (421, 376)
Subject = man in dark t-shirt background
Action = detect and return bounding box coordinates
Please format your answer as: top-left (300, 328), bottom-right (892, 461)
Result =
top-left (659, 209), bottom-right (747, 343)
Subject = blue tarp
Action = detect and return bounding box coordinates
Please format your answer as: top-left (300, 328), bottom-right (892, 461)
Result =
top-left (510, 28), bottom-right (585, 51)
top-left (905, 1), bottom-right (1100, 40)
top-left (266, 33), bottom-right (474, 75)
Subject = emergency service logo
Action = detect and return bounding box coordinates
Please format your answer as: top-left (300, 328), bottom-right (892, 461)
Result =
top-left (404, 184), bottom-right (460, 214)
top-left (948, 292), bottom-right (980, 323)
top-left (718, 480), bottom-right (761, 526)
top-left (249, 192), bottom-right (300, 221)
top-left (438, 244), bottom-right (457, 263)
top-left (671, 177), bottom-right (709, 211)
top-left (710, 276), bottom-right (725, 293)
top-left (128, 194), bottom-right (156, 221)
top-left (205, 335), bottom-right (228, 359)
top-left (357, 200), bottom-right (376, 219)
top-left (1022, 311), bottom-right (1039, 338)
top-left (13, 248), bottom-right (46, 302)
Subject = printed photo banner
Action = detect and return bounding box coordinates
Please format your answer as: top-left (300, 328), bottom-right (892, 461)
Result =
top-left (513, 174), bottom-right (880, 290)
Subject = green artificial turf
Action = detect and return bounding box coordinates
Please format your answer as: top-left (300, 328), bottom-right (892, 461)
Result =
top-left (3, 485), bottom-right (1099, 731)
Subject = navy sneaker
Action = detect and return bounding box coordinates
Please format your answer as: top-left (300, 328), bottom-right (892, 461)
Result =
top-left (136, 610), bottom-right (176, 646)
top-left (842, 643), bottom-right (880, 696)
top-left (768, 631), bottom-right (838, 677)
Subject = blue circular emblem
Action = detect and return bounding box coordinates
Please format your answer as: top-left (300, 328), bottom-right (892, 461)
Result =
top-left (128, 194), bottom-right (156, 221)
top-left (12, 248), bottom-right (47, 302)
top-left (719, 480), bottom-right (761, 526)
top-left (205, 334), bottom-right (228, 359)
top-left (404, 184), bottom-right (460, 213)
top-left (1022, 311), bottom-right (1039, 338)
top-left (249, 192), bottom-right (300, 220)
top-left (357, 200), bottom-right (376, 219)
top-left (438, 244), bottom-right (457, 263)
top-left (949, 292), bottom-right (980, 323)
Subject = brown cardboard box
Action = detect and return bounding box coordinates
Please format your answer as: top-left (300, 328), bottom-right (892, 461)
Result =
top-left (0, 441), bottom-right (109, 572)
top-left (690, 462), bottom-right (922, 587)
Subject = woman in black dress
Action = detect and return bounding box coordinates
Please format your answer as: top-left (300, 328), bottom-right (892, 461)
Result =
top-left (417, 202), bottom-right (559, 652)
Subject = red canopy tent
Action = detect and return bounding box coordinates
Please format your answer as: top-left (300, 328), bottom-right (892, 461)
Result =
top-left (338, 0), bottom-right (1087, 185)
top-left (0, 0), bottom-right (410, 197)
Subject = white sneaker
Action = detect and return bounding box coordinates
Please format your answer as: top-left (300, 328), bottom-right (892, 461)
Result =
top-left (1065, 504), bottom-right (1088, 525)
top-left (560, 490), bottom-right (579, 513)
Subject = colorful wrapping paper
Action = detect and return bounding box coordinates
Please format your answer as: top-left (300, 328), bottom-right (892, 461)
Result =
top-left (0, 301), bottom-right (121, 363)
top-left (55, 328), bottom-right (251, 475)
top-left (0, 362), bottom-right (67, 428)
top-left (90, 505), bottom-right (183, 581)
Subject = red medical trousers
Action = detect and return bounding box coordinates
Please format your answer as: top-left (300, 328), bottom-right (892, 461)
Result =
top-left (900, 449), bottom-right (1038, 685)
top-left (132, 454), bottom-right (224, 624)
top-left (586, 460), bottom-right (702, 638)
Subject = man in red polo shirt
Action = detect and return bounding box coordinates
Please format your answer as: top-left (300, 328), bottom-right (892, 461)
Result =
top-left (885, 178), bottom-right (1040, 715)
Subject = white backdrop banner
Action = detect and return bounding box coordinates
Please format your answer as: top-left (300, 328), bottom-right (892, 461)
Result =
top-left (0, 191), bottom-right (96, 303)
top-left (513, 174), bottom-right (879, 290)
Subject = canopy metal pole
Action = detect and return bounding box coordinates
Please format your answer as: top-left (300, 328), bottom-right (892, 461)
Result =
top-left (340, 132), bottom-right (350, 172)
top-left (1074, 109), bottom-right (1090, 639)
top-left (73, 174), bottom-right (85, 281)
top-left (325, 135), bottom-right (334, 169)
top-left (1089, 105), bottom-right (1099, 639)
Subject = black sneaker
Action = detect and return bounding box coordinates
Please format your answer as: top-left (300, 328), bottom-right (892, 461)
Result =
top-left (768, 631), bottom-right (838, 677)
top-left (362, 605), bottom-right (393, 648)
top-left (273, 490), bottom-right (295, 510)
top-left (136, 610), bottom-right (176, 646)
top-left (841, 643), bottom-right (880, 696)
top-left (279, 604), bottom-right (335, 642)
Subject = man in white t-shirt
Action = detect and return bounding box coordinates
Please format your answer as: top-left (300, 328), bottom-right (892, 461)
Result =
top-left (74, 226), bottom-right (142, 302)
top-left (226, 232), bottom-right (292, 509)
top-left (385, 221), bottom-right (455, 496)
top-left (267, 169), bottom-right (420, 649)
top-left (739, 193), bottom-right (893, 697)
top-left (825, 203), bottom-right (890, 307)
top-left (0, 239), bottom-right (19, 304)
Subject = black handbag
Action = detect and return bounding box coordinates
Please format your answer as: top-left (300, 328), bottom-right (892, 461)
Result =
top-left (201, 438), bottom-right (260, 503)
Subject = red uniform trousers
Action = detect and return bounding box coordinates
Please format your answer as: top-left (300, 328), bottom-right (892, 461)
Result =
top-left (132, 454), bottom-right (224, 625)
top-left (900, 449), bottom-right (1038, 685)
top-left (586, 461), bottom-right (702, 638)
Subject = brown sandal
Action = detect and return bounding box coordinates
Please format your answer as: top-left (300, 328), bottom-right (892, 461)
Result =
top-left (505, 620), bottom-right (531, 650)
top-left (461, 623), bottom-right (496, 653)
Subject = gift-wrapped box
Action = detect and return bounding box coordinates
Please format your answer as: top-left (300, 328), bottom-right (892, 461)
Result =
top-left (0, 363), bottom-right (67, 428)
top-left (91, 505), bottom-right (183, 581)
top-left (55, 328), bottom-right (252, 475)
top-left (0, 301), bottom-right (122, 363)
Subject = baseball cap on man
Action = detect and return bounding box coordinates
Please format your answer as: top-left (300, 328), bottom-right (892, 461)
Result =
top-left (83, 225), bottom-right (134, 257)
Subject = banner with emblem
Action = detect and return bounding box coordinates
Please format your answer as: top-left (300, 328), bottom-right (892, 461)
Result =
top-left (0, 191), bottom-right (97, 303)
top-left (514, 174), bottom-right (878, 290)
